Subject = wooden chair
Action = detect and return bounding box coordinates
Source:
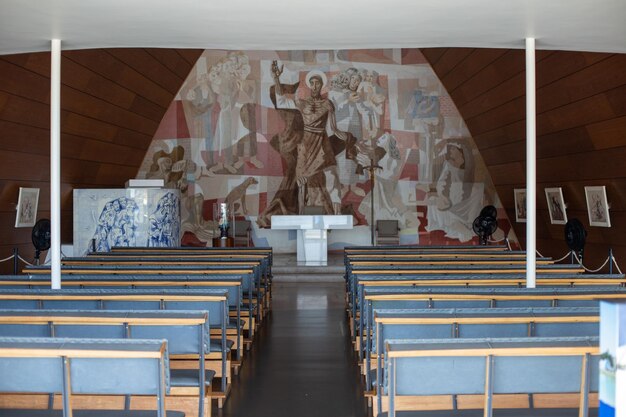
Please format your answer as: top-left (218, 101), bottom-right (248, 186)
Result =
top-left (375, 220), bottom-right (400, 246)
top-left (232, 220), bottom-right (252, 247)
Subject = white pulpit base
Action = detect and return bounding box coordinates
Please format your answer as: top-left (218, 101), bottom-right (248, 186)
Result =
top-left (271, 215), bottom-right (353, 266)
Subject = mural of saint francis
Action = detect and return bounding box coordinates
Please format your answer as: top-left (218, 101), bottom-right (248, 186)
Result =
top-left (137, 49), bottom-right (516, 250)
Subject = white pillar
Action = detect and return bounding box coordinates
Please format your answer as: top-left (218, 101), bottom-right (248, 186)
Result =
top-left (525, 38), bottom-right (536, 288)
top-left (50, 39), bottom-right (61, 289)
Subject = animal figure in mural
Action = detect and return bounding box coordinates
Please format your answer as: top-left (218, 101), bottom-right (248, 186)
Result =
top-left (147, 192), bottom-right (181, 247)
top-left (224, 177), bottom-right (258, 216)
top-left (92, 197), bottom-right (139, 252)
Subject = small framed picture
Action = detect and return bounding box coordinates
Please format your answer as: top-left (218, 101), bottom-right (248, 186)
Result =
top-left (544, 187), bottom-right (567, 225)
top-left (15, 187), bottom-right (40, 228)
top-left (585, 186), bottom-right (611, 227)
top-left (514, 188), bottom-right (526, 223)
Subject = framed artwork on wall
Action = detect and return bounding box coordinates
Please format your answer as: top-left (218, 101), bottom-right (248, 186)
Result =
top-left (585, 186), bottom-right (611, 227)
top-left (15, 187), bottom-right (40, 228)
top-left (514, 188), bottom-right (526, 223)
top-left (544, 187), bottom-right (567, 225)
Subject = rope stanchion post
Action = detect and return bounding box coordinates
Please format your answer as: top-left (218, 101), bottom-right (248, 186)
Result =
top-left (12, 248), bottom-right (18, 275)
top-left (612, 255), bottom-right (623, 275)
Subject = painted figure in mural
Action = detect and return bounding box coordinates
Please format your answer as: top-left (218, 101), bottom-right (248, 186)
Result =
top-left (329, 68), bottom-right (367, 197)
top-left (148, 192), bottom-right (180, 247)
top-left (256, 81), bottom-right (304, 227)
top-left (426, 140), bottom-right (483, 242)
top-left (270, 60), bottom-right (347, 215)
top-left (233, 103), bottom-right (265, 170)
top-left (180, 56), bottom-right (217, 176)
top-left (208, 52), bottom-right (252, 175)
top-left (92, 197), bottom-right (139, 252)
top-left (357, 133), bottom-right (419, 229)
top-left (146, 146), bottom-right (187, 190)
top-left (406, 88), bottom-right (440, 120)
top-left (181, 193), bottom-right (215, 245)
top-left (356, 70), bottom-right (386, 140)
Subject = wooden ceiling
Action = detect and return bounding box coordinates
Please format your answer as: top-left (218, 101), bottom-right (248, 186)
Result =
top-left (0, 48), bottom-right (203, 270)
top-left (422, 48), bottom-right (626, 270)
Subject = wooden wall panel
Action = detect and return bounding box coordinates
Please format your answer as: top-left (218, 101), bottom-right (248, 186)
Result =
top-left (0, 48), bottom-right (202, 273)
top-left (423, 48), bottom-right (626, 271)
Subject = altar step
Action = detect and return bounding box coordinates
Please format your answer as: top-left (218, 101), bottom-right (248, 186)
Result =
top-left (272, 264), bottom-right (345, 282)
top-left (272, 254), bottom-right (345, 282)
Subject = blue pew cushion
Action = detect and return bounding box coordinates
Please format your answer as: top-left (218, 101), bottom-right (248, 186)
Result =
top-left (170, 369), bottom-right (216, 388)
top-left (209, 339), bottom-right (234, 352)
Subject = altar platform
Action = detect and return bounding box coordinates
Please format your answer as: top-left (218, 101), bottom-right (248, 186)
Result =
top-left (272, 252), bottom-right (345, 282)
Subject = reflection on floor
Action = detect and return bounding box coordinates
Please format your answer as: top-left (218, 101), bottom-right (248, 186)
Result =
top-left (272, 252), bottom-right (345, 267)
top-left (218, 282), bottom-right (369, 417)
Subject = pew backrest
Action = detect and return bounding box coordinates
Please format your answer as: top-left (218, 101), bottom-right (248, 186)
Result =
top-left (0, 337), bottom-right (173, 417)
top-left (367, 306), bottom-right (600, 393)
top-left (384, 336), bottom-right (599, 417)
top-left (0, 309), bottom-right (221, 398)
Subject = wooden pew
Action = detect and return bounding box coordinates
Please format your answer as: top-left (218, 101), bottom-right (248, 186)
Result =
top-left (347, 273), bottom-right (624, 341)
top-left (0, 310), bottom-right (213, 417)
top-left (365, 307), bottom-right (599, 394)
top-left (380, 337), bottom-right (599, 417)
top-left (344, 245), bottom-right (512, 261)
top-left (0, 337), bottom-right (183, 417)
top-left (358, 286), bottom-right (626, 361)
top-left (345, 263), bottom-right (586, 307)
top-left (105, 247), bottom-right (274, 298)
top-left (0, 288), bottom-right (232, 403)
top-left (345, 244), bottom-right (510, 252)
top-left (344, 256), bottom-right (558, 288)
top-left (109, 246), bottom-right (273, 268)
top-left (0, 275), bottom-right (245, 362)
top-left (84, 253), bottom-right (274, 312)
top-left (26, 264), bottom-right (264, 332)
top-left (348, 263), bottom-right (585, 277)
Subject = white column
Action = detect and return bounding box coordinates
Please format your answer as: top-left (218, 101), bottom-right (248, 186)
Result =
top-left (525, 38), bottom-right (536, 288)
top-left (50, 39), bottom-right (61, 289)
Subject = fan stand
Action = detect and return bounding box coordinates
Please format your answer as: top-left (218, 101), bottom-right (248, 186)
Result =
top-left (34, 249), bottom-right (42, 266)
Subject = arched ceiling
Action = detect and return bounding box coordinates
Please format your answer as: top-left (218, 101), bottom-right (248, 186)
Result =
top-left (0, 0), bottom-right (625, 55)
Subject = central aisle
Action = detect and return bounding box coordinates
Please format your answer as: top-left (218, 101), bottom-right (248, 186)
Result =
top-left (221, 282), bottom-right (369, 417)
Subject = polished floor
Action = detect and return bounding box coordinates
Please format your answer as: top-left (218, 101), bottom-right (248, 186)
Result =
top-left (218, 282), bottom-right (369, 417)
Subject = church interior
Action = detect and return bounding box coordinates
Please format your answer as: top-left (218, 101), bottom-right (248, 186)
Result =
top-left (0, 1), bottom-right (625, 416)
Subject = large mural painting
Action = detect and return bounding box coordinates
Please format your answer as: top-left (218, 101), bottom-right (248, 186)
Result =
top-left (137, 49), bottom-right (518, 251)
